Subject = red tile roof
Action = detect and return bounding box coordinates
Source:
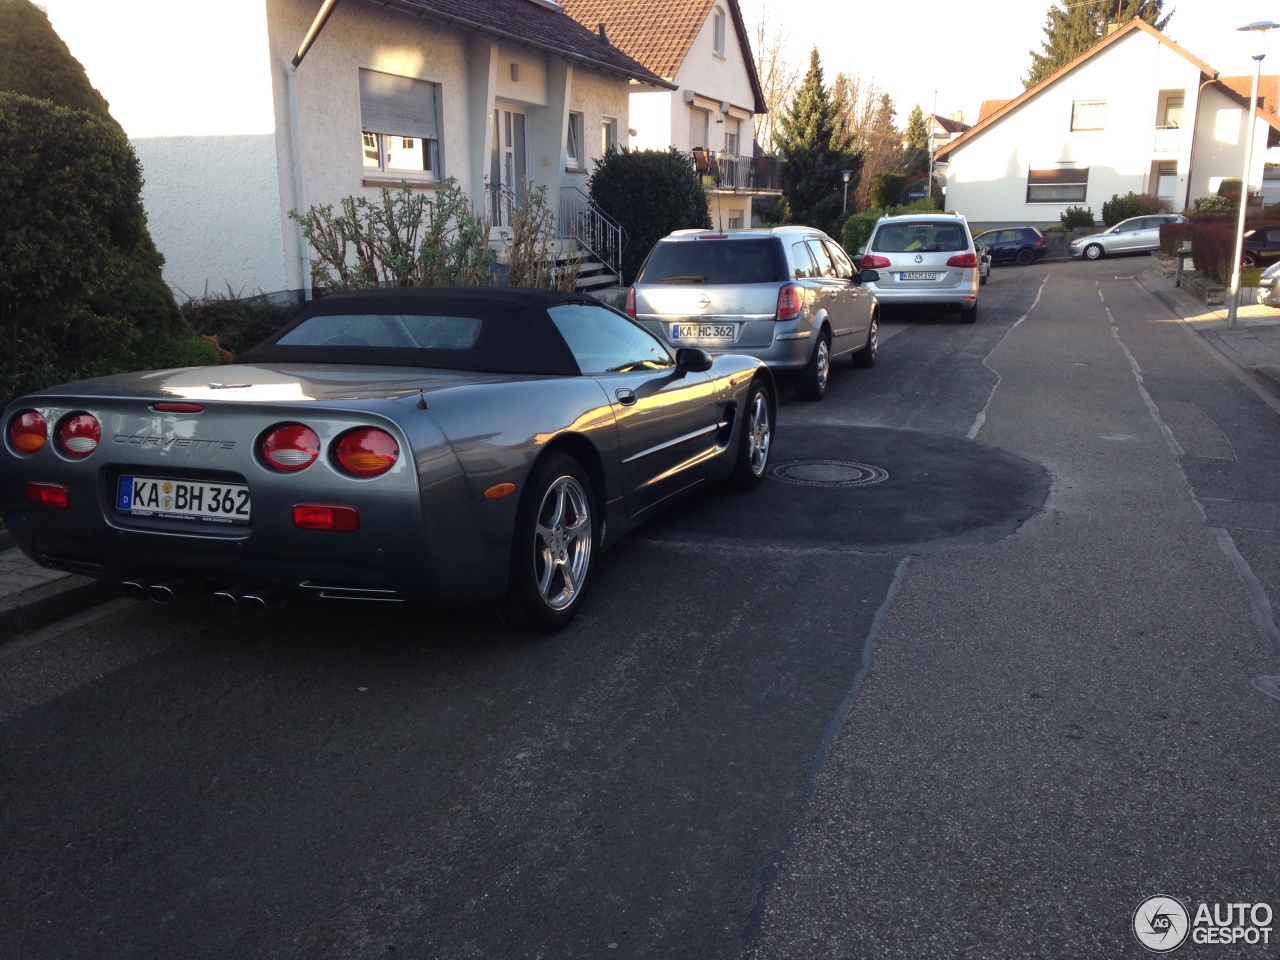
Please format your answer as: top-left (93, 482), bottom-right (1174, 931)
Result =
top-left (558, 0), bottom-right (765, 112)
top-left (977, 99), bottom-right (1012, 123)
top-left (1218, 75), bottom-right (1280, 118)
top-left (374, 0), bottom-right (674, 89)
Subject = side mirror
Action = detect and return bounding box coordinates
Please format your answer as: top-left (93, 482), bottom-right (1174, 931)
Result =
top-left (859, 269), bottom-right (880, 284)
top-left (675, 347), bottom-right (713, 373)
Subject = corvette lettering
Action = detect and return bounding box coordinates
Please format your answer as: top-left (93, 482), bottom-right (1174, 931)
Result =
top-left (113, 435), bottom-right (236, 450)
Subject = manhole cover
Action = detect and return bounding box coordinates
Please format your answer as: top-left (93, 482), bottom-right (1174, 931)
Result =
top-left (768, 459), bottom-right (888, 488)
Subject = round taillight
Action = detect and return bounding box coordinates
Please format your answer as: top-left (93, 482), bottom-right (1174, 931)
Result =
top-left (58, 413), bottom-right (101, 459)
top-left (334, 427), bottom-right (399, 477)
top-left (260, 423), bottom-right (320, 472)
top-left (9, 410), bottom-right (48, 454)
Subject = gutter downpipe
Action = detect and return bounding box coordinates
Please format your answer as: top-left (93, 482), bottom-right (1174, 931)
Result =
top-left (287, 0), bottom-right (343, 302)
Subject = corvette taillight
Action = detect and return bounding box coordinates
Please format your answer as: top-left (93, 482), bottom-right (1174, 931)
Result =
top-left (947, 252), bottom-right (978, 268)
top-left (57, 413), bottom-right (101, 459)
top-left (293, 504), bottom-right (360, 531)
top-left (334, 428), bottom-right (399, 477)
top-left (26, 482), bottom-right (69, 508)
top-left (9, 410), bottom-right (48, 454)
top-left (259, 423), bottom-right (320, 472)
top-left (776, 283), bottom-right (803, 322)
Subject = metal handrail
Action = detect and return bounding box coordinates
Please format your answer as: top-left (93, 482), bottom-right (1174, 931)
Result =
top-left (558, 186), bottom-right (626, 275)
top-left (487, 182), bottom-right (520, 229)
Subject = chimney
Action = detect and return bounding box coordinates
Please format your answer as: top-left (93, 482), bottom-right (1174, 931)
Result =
top-left (1106, 21), bottom-right (1119, 35)
top-left (598, 22), bottom-right (608, 42)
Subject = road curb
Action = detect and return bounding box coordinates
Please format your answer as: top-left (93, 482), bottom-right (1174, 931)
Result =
top-left (0, 573), bottom-right (121, 645)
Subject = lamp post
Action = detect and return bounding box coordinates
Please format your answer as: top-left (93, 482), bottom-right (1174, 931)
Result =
top-left (1227, 20), bottom-right (1280, 326)
top-left (841, 168), bottom-right (852, 214)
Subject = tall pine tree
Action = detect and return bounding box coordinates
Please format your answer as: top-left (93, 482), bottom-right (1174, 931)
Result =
top-left (776, 48), bottom-right (861, 235)
top-left (1024, 1), bottom-right (1172, 89)
top-left (904, 105), bottom-right (929, 151)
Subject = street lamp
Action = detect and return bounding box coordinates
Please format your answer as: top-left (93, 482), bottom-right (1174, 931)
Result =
top-left (1226, 20), bottom-right (1280, 326)
top-left (841, 168), bottom-right (852, 214)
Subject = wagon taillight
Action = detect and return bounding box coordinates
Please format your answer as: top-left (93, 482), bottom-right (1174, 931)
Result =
top-left (776, 283), bottom-right (803, 322)
top-left (334, 428), bottom-right (399, 477)
top-left (57, 413), bottom-right (101, 459)
top-left (8, 410), bottom-right (48, 454)
top-left (259, 423), bottom-right (320, 472)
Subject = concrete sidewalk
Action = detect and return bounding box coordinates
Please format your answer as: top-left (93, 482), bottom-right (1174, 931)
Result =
top-left (1136, 269), bottom-right (1280, 398)
top-left (0, 531), bottom-right (120, 642)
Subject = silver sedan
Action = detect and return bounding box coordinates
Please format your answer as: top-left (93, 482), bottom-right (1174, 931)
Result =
top-left (1070, 214), bottom-right (1187, 260)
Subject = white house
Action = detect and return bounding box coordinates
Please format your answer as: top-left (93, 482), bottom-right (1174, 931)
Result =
top-left (935, 19), bottom-right (1280, 228)
top-left (41, 0), bottom-right (670, 301)
top-left (559, 0), bottom-right (776, 230)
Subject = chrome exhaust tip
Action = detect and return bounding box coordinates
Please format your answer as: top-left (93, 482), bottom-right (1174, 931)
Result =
top-left (240, 586), bottom-right (286, 614)
top-left (147, 573), bottom-right (201, 603)
top-left (210, 590), bottom-right (239, 612)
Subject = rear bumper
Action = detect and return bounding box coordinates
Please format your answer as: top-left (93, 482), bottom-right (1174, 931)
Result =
top-left (633, 319), bottom-right (814, 371)
top-left (865, 282), bottom-right (979, 309)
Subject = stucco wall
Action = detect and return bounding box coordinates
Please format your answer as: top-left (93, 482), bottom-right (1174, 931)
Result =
top-left (944, 30), bottom-right (1214, 224)
top-left (43, 0), bottom-right (288, 298)
top-left (1189, 85), bottom-right (1273, 208)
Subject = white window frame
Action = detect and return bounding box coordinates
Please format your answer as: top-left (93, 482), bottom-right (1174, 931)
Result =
top-left (601, 116), bottom-right (618, 154)
top-left (359, 69), bottom-right (442, 181)
top-left (566, 111), bottom-right (585, 169)
top-left (1027, 167), bottom-right (1089, 203)
top-left (712, 7), bottom-right (726, 57)
top-left (725, 117), bottom-right (740, 156)
top-left (727, 209), bottom-right (743, 229)
top-left (1070, 100), bottom-right (1106, 131)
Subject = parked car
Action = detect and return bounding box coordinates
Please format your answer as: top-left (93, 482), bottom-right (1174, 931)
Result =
top-left (1259, 259), bottom-right (1280, 307)
top-left (627, 227), bottom-right (881, 401)
top-left (1242, 225), bottom-right (1280, 268)
top-left (860, 213), bottom-right (981, 321)
top-left (971, 227), bottom-right (1048, 266)
top-left (0, 288), bottom-right (778, 633)
top-left (1069, 214), bottom-right (1188, 260)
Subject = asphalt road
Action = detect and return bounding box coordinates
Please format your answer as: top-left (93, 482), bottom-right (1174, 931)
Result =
top-left (2, 259), bottom-right (1278, 958)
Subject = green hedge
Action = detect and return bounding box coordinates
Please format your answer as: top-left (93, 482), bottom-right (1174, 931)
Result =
top-left (1101, 192), bottom-right (1161, 226)
top-left (589, 147), bottom-right (710, 285)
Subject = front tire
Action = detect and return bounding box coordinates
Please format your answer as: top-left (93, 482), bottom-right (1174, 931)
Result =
top-left (730, 380), bottom-right (773, 489)
top-left (852, 313), bottom-right (878, 368)
top-left (493, 453), bottom-right (596, 633)
top-left (1244, 253), bottom-right (1258, 268)
top-left (795, 329), bottom-right (831, 400)
top-left (1016, 248), bottom-right (1035, 266)
top-left (1084, 243), bottom-right (1104, 261)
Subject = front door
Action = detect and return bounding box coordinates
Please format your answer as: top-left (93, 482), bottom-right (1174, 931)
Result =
top-left (490, 103), bottom-right (527, 226)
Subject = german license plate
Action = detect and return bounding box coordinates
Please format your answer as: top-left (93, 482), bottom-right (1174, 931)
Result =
top-left (117, 476), bottom-right (251, 524)
top-left (900, 271), bottom-right (936, 281)
top-left (671, 323), bottom-right (735, 340)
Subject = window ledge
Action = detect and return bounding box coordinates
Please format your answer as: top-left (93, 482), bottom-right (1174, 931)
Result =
top-left (362, 176), bottom-right (440, 190)
top-left (565, 165), bottom-right (589, 174)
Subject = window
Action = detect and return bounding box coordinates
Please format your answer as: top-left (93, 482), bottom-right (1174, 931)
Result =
top-left (791, 242), bottom-right (818, 278)
top-left (566, 111), bottom-right (584, 168)
top-left (725, 117), bottom-right (740, 156)
top-left (277, 313), bottom-right (481, 349)
top-left (1161, 95), bottom-right (1184, 128)
top-left (359, 69), bottom-right (441, 179)
top-left (1026, 167), bottom-right (1089, 203)
top-left (712, 7), bottom-right (726, 56)
top-left (825, 241), bottom-right (855, 279)
top-left (1071, 100), bottom-right (1106, 131)
top-left (689, 106), bottom-right (709, 150)
top-left (548, 304), bottom-right (672, 375)
top-left (727, 210), bottom-right (744, 229)
top-left (806, 239), bottom-right (838, 278)
top-left (601, 117), bottom-right (617, 154)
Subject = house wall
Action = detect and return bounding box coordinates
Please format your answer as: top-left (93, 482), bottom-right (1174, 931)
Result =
top-left (561, 67), bottom-right (631, 194)
top-left (1188, 85), bottom-right (1274, 208)
top-left (629, 90), bottom-right (674, 151)
top-left (42, 0), bottom-right (289, 299)
top-left (944, 30), bottom-right (1207, 225)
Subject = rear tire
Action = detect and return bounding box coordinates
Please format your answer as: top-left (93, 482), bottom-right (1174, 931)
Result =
top-left (795, 329), bottom-right (831, 401)
top-left (730, 380), bottom-right (773, 489)
top-left (960, 302), bottom-right (978, 324)
top-left (852, 313), bottom-right (878, 368)
top-left (1016, 248), bottom-right (1035, 266)
top-left (491, 453), bottom-right (596, 633)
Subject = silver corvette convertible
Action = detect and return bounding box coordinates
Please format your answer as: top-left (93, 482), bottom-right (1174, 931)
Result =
top-left (0, 288), bottom-right (776, 631)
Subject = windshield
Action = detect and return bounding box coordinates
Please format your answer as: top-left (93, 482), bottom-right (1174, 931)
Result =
top-left (638, 237), bottom-right (789, 284)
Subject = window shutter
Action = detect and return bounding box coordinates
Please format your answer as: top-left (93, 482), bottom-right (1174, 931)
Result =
top-left (690, 107), bottom-right (709, 150)
top-left (360, 70), bottom-right (439, 139)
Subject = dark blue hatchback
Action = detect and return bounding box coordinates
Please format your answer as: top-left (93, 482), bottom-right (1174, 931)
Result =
top-left (972, 227), bottom-right (1047, 266)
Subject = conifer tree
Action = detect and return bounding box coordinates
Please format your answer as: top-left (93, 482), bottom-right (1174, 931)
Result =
top-left (1024, 0), bottom-right (1172, 89)
top-left (904, 105), bottom-right (929, 151)
top-left (776, 48), bottom-right (861, 235)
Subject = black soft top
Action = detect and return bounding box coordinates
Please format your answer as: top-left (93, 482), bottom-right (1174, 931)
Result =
top-left (236, 287), bottom-right (593, 376)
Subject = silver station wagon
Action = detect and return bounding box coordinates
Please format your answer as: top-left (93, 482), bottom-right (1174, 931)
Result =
top-left (861, 213), bottom-right (981, 321)
top-left (627, 227), bottom-right (881, 400)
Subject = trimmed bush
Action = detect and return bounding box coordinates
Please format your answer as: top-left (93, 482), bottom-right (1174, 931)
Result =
top-left (1217, 178), bottom-right (1242, 198)
top-left (1190, 223), bottom-right (1236, 285)
top-left (842, 210), bottom-right (882, 255)
top-left (870, 173), bottom-right (906, 210)
top-left (589, 147), bottom-right (711, 284)
top-left (1158, 222), bottom-right (1193, 255)
top-left (1193, 195), bottom-right (1233, 214)
top-left (1060, 206), bottom-right (1095, 228)
top-left (1101, 192), bottom-right (1161, 226)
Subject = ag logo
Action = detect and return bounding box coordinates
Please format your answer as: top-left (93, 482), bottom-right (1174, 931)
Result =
top-left (1134, 895), bottom-right (1190, 953)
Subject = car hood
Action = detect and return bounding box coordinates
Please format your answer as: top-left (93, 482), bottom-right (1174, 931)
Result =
top-left (16, 364), bottom-right (552, 405)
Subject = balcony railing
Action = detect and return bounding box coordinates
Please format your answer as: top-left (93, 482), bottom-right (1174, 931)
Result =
top-left (691, 150), bottom-right (783, 194)
top-left (1153, 126), bottom-right (1182, 154)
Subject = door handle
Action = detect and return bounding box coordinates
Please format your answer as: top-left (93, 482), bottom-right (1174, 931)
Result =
top-left (615, 388), bottom-right (637, 406)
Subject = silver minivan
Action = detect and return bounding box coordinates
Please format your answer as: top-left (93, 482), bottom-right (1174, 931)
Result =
top-left (861, 213), bottom-right (981, 321)
top-left (627, 227), bottom-right (880, 400)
